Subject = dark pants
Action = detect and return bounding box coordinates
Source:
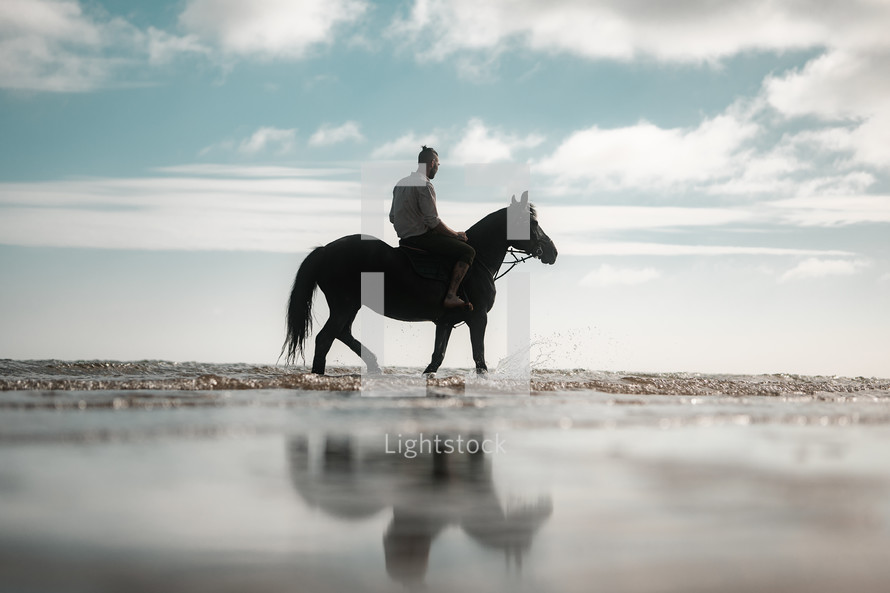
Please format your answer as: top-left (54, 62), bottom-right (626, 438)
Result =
top-left (400, 231), bottom-right (475, 265)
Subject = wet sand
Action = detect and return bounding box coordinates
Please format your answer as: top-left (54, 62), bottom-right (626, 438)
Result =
top-left (2, 383), bottom-right (890, 592)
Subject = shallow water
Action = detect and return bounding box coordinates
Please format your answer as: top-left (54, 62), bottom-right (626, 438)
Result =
top-left (3, 359), bottom-right (888, 398)
top-left (2, 360), bottom-right (890, 592)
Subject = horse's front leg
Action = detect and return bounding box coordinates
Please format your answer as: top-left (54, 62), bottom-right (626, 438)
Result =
top-left (467, 313), bottom-right (488, 374)
top-left (423, 322), bottom-right (454, 375)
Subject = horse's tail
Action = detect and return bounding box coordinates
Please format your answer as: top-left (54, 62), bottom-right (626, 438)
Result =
top-left (281, 246), bottom-right (325, 365)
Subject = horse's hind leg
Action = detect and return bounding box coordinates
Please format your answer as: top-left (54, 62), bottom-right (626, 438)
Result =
top-left (338, 321), bottom-right (382, 375)
top-left (311, 320), bottom-right (338, 375)
top-left (312, 306), bottom-right (355, 375)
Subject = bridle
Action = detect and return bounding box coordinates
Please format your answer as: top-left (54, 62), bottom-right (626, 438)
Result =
top-left (493, 245), bottom-right (543, 282)
top-left (450, 232), bottom-right (545, 329)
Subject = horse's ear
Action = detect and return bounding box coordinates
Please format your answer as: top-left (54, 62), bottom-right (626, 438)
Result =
top-left (510, 194), bottom-right (518, 205)
top-left (520, 191), bottom-right (529, 206)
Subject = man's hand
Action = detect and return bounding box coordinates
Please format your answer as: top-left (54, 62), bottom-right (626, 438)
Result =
top-left (432, 221), bottom-right (468, 241)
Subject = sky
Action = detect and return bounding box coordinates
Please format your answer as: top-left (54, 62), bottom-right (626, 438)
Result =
top-left (1, 0), bottom-right (889, 377)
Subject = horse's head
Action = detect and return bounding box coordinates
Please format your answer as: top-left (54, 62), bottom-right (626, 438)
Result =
top-left (507, 191), bottom-right (558, 265)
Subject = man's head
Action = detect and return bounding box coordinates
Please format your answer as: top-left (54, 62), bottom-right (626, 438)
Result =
top-left (418, 145), bottom-right (439, 179)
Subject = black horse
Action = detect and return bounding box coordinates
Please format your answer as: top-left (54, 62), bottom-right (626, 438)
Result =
top-left (282, 192), bottom-right (557, 375)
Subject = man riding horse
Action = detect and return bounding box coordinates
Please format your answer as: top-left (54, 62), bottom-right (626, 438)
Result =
top-left (390, 146), bottom-right (475, 310)
top-left (281, 149), bottom-right (558, 375)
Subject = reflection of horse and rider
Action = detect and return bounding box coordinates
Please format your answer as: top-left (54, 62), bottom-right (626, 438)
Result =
top-left (282, 145), bottom-right (558, 375)
top-left (286, 433), bottom-right (553, 589)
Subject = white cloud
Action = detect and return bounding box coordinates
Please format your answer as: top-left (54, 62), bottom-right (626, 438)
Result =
top-left (156, 164), bottom-right (352, 178)
top-left (533, 84), bottom-right (886, 203)
top-left (767, 195), bottom-right (890, 226)
top-left (209, 127), bottom-right (298, 155)
top-left (391, 1), bottom-right (890, 177)
top-left (390, 0), bottom-right (840, 65)
top-left (0, 169), bottom-right (360, 252)
top-left (309, 121), bottom-right (365, 146)
top-left (797, 173), bottom-right (877, 197)
top-left (536, 113), bottom-right (758, 192)
top-left (371, 132), bottom-right (442, 160)
top-left (0, 0), bottom-right (214, 92)
top-left (580, 264), bottom-right (661, 287)
top-left (369, 119), bottom-right (543, 166)
top-left (704, 128), bottom-right (880, 197)
top-left (703, 141), bottom-right (806, 196)
top-left (531, 186), bottom-right (890, 238)
top-left (847, 112), bottom-right (890, 169)
top-left (765, 50), bottom-right (890, 121)
top-left (545, 206), bottom-right (752, 234)
top-left (780, 258), bottom-right (869, 282)
top-left (179, 0), bottom-right (367, 59)
top-left (0, 0), bottom-right (126, 91)
top-left (560, 242), bottom-right (855, 258)
top-left (763, 49), bottom-right (890, 169)
top-left (146, 27), bottom-right (208, 65)
top-left (449, 119), bottom-right (543, 164)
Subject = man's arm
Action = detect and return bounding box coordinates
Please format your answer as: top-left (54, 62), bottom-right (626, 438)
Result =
top-left (416, 182), bottom-right (441, 229)
top-left (430, 220), bottom-right (468, 241)
top-left (419, 182), bottom-right (467, 241)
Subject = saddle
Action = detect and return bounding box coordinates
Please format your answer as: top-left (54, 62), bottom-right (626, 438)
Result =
top-left (398, 244), bottom-right (453, 283)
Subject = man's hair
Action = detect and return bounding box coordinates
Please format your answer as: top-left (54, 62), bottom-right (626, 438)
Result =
top-left (418, 145), bottom-right (438, 164)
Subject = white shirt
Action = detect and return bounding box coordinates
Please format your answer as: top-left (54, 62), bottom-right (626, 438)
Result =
top-left (389, 171), bottom-right (441, 239)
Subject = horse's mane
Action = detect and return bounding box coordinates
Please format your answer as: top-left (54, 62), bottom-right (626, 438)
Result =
top-left (466, 202), bottom-right (537, 235)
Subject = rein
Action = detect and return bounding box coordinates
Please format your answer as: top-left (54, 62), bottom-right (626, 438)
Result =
top-left (493, 247), bottom-right (538, 282)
